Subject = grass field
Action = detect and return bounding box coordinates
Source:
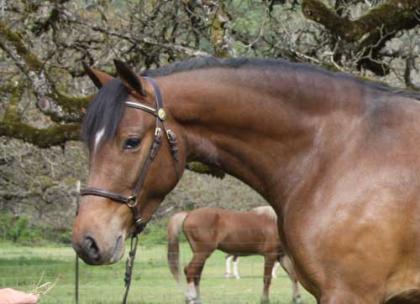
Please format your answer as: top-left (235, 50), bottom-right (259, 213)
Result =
top-left (0, 240), bottom-right (316, 304)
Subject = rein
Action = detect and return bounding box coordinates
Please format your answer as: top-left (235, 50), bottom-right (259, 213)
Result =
top-left (79, 77), bottom-right (179, 303)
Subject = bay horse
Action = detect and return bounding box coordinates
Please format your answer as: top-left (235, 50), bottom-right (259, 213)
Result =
top-left (72, 57), bottom-right (420, 303)
top-left (167, 206), bottom-right (302, 303)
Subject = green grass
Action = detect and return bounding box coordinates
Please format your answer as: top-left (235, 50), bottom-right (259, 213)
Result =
top-left (0, 240), bottom-right (316, 304)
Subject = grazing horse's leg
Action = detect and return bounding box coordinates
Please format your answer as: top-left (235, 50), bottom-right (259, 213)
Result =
top-left (262, 254), bottom-right (277, 304)
top-left (233, 256), bottom-right (240, 279)
top-left (184, 251), bottom-right (212, 304)
top-left (279, 255), bottom-right (303, 304)
top-left (225, 254), bottom-right (233, 278)
top-left (271, 261), bottom-right (280, 279)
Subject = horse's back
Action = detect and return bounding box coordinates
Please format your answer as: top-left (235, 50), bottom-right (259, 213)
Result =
top-left (217, 209), bottom-right (280, 256)
top-left (182, 208), bottom-right (220, 248)
top-left (182, 208), bottom-right (280, 256)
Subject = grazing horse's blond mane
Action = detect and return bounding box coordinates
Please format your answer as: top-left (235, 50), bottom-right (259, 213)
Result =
top-left (251, 206), bottom-right (277, 221)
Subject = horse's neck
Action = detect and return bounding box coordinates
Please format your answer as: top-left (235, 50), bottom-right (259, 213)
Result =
top-left (162, 68), bottom-right (355, 204)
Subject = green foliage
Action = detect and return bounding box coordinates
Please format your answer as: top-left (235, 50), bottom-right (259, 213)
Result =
top-left (141, 219), bottom-right (178, 247)
top-left (56, 230), bottom-right (72, 244)
top-left (140, 218), bottom-right (189, 247)
top-left (140, 224), bottom-right (168, 247)
top-left (7, 216), bottom-right (35, 243)
top-left (0, 211), bottom-right (71, 245)
top-left (0, 212), bottom-right (39, 244)
top-left (0, 211), bottom-right (184, 246)
top-left (184, 201), bottom-right (195, 211)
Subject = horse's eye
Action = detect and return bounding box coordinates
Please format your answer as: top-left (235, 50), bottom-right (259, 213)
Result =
top-left (124, 138), bottom-right (141, 150)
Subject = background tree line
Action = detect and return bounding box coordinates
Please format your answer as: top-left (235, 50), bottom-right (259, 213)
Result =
top-left (0, 0), bottom-right (419, 243)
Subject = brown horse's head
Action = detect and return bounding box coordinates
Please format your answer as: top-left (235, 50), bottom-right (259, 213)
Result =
top-left (72, 61), bottom-right (185, 265)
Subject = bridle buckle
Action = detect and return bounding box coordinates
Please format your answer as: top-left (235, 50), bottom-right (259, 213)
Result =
top-left (127, 195), bottom-right (138, 208)
top-left (155, 127), bottom-right (162, 137)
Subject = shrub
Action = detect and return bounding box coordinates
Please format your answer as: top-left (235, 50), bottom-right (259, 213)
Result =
top-left (0, 211), bottom-right (71, 245)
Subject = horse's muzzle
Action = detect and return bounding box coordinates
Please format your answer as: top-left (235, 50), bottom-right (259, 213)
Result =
top-left (73, 235), bottom-right (102, 265)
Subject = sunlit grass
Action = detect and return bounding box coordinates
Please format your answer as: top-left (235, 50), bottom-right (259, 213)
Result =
top-left (0, 241), bottom-right (315, 303)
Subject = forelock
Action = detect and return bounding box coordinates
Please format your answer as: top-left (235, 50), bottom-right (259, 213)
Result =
top-left (81, 79), bottom-right (129, 151)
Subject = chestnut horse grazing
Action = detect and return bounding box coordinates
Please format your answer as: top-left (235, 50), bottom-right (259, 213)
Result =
top-left (167, 206), bottom-right (301, 304)
top-left (72, 57), bottom-right (420, 303)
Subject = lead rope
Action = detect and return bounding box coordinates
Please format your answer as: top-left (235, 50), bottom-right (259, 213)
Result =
top-left (122, 235), bottom-right (139, 304)
top-left (75, 245), bottom-right (79, 304)
top-left (75, 181), bottom-right (81, 304)
top-left (74, 182), bottom-right (140, 304)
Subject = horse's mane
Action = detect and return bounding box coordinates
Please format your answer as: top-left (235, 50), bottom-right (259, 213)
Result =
top-left (143, 56), bottom-right (420, 101)
top-left (142, 57), bottom-right (264, 77)
top-left (251, 206), bottom-right (277, 221)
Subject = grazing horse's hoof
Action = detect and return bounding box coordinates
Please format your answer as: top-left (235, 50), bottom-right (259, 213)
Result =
top-left (260, 297), bottom-right (270, 304)
top-left (185, 297), bottom-right (202, 304)
top-left (293, 295), bottom-right (303, 304)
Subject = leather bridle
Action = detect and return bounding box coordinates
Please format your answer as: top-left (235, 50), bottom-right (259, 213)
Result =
top-left (80, 77), bottom-right (179, 236)
top-left (77, 77), bottom-right (179, 304)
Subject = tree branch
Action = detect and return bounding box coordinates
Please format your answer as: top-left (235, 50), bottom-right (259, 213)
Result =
top-left (301, 0), bottom-right (420, 75)
top-left (0, 120), bottom-right (80, 148)
top-left (0, 19), bottom-right (90, 122)
top-left (302, 0), bottom-right (420, 43)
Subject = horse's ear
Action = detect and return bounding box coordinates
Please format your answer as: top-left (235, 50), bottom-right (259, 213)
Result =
top-left (83, 62), bottom-right (113, 89)
top-left (113, 59), bottom-right (146, 97)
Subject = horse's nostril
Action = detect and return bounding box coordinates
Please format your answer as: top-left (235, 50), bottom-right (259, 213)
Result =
top-left (84, 236), bottom-right (100, 261)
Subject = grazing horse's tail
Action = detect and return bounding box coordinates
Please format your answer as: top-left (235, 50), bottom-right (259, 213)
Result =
top-left (167, 211), bottom-right (189, 283)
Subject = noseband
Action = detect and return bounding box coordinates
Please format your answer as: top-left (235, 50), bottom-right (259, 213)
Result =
top-left (80, 77), bottom-right (179, 236)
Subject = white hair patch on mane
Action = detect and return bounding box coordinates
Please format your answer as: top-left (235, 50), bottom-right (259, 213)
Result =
top-left (252, 206), bottom-right (277, 221)
top-left (94, 127), bottom-right (106, 152)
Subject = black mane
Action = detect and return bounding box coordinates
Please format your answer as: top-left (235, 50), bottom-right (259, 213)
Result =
top-left (142, 57), bottom-right (263, 77)
top-left (81, 78), bottom-right (128, 150)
